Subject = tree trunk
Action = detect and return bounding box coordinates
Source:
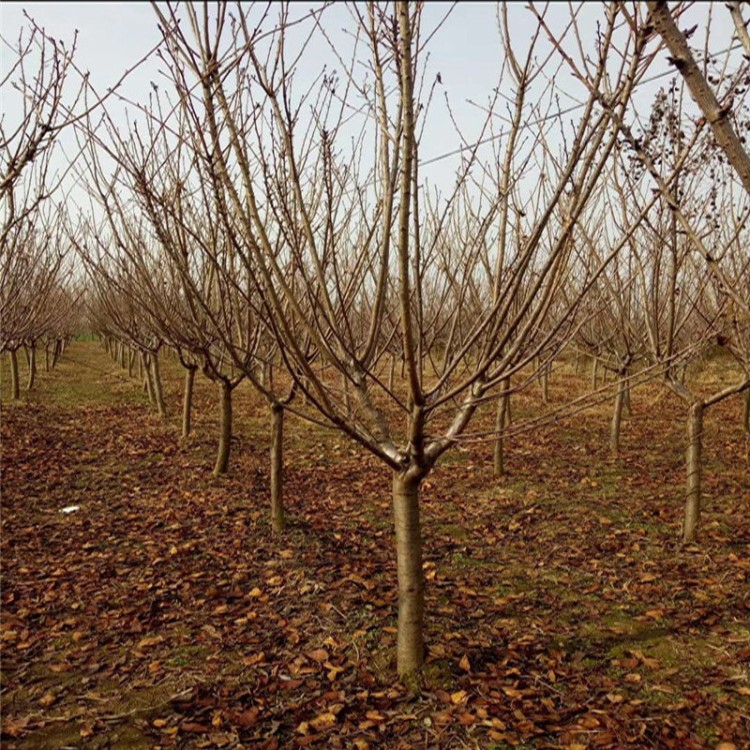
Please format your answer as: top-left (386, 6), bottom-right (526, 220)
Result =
top-left (9, 349), bottom-right (20, 400)
top-left (623, 381), bottom-right (632, 416)
top-left (182, 366), bottom-right (196, 438)
top-left (684, 400), bottom-right (704, 544)
top-left (151, 352), bottom-right (167, 418)
top-left (26, 344), bottom-right (37, 391)
top-left (392, 470), bottom-right (425, 677)
top-left (52, 340), bottom-right (61, 368)
top-left (214, 381), bottom-right (232, 475)
top-left (119, 342), bottom-right (126, 369)
top-left (743, 389), bottom-right (749, 436)
top-left (142, 353), bottom-right (155, 403)
top-left (591, 357), bottom-right (599, 390)
top-left (610, 371), bottom-right (627, 454)
top-left (504, 376), bottom-right (512, 425)
top-left (541, 362), bottom-right (549, 404)
top-left (128, 347), bottom-right (135, 377)
top-left (494, 376), bottom-right (510, 476)
top-left (389, 352), bottom-right (396, 392)
top-left (44, 345), bottom-right (50, 372)
top-left (270, 403), bottom-right (285, 533)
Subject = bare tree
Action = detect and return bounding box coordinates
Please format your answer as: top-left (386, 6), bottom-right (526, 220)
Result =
top-left (145, 1), bottom-right (660, 675)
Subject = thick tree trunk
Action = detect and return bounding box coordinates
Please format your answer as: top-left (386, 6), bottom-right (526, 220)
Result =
top-left (392, 470), bottom-right (425, 676)
top-left (182, 366), bottom-right (196, 438)
top-left (494, 376), bottom-right (510, 476)
top-left (684, 400), bottom-right (704, 544)
top-left (26, 344), bottom-right (37, 391)
top-left (9, 349), bottom-right (20, 400)
top-left (151, 352), bottom-right (167, 418)
top-left (270, 403), bottom-right (285, 533)
top-left (743, 389), bottom-right (749, 436)
top-left (214, 381), bottom-right (232, 475)
top-left (610, 372), bottom-right (626, 454)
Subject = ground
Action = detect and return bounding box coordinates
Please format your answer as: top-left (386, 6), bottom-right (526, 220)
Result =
top-left (1, 341), bottom-right (748, 749)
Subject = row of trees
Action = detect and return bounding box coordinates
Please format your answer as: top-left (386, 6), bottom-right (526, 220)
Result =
top-left (3, 2), bottom-right (749, 676)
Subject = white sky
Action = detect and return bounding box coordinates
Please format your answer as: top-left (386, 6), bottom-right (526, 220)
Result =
top-left (0, 2), bottom-right (742, 210)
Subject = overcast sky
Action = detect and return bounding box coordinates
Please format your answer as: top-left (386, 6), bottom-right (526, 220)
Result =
top-left (1, 2), bottom-right (742, 209)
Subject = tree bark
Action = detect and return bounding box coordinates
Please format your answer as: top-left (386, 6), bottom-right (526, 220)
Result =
top-left (270, 403), bottom-right (285, 533)
top-left (610, 371), bottom-right (626, 454)
top-left (214, 380), bottom-right (232, 475)
top-left (684, 399), bottom-right (704, 544)
top-left (623, 380), bottom-right (632, 416)
top-left (392, 470), bottom-right (425, 676)
top-left (494, 376), bottom-right (510, 476)
top-left (9, 349), bottom-right (20, 400)
top-left (182, 366), bottom-right (196, 438)
top-left (591, 357), bottom-right (599, 390)
top-left (51, 340), bottom-right (61, 368)
top-left (142, 353), bottom-right (156, 403)
top-left (26, 343), bottom-right (37, 390)
top-left (648, 1), bottom-right (750, 196)
top-left (151, 352), bottom-right (167, 418)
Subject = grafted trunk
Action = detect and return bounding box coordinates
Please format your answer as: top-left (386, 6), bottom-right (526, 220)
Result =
top-left (9, 349), bottom-right (20, 400)
top-left (182, 366), bottom-right (196, 438)
top-left (270, 403), bottom-right (285, 533)
top-left (494, 376), bottom-right (510, 476)
top-left (151, 352), bottom-right (167, 418)
top-left (743, 389), bottom-right (749, 436)
top-left (392, 470), bottom-right (425, 676)
top-left (214, 381), bottom-right (232, 475)
top-left (684, 400), bottom-right (704, 544)
top-left (610, 371), bottom-right (627, 454)
top-left (26, 344), bottom-right (37, 391)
